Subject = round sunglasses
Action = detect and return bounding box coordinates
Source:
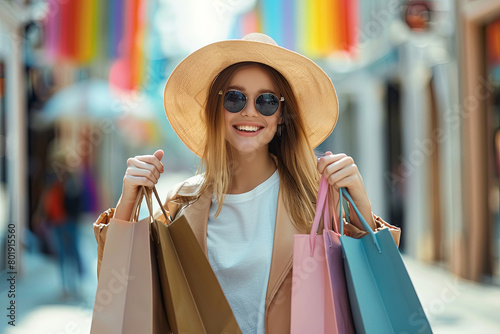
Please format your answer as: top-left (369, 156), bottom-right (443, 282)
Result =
top-left (219, 90), bottom-right (284, 116)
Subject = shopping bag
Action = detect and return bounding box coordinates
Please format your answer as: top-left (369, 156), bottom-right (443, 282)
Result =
top-left (322, 186), bottom-right (356, 333)
top-left (149, 187), bottom-right (242, 334)
top-left (338, 187), bottom-right (432, 334)
top-left (291, 175), bottom-right (355, 334)
top-left (90, 186), bottom-right (169, 334)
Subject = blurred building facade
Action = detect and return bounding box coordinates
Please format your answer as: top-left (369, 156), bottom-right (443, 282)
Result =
top-left (458, 0), bottom-right (500, 282)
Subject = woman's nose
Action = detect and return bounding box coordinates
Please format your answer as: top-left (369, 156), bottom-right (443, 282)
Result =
top-left (240, 100), bottom-right (259, 116)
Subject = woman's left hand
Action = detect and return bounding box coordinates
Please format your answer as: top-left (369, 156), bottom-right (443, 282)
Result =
top-left (317, 151), bottom-right (376, 231)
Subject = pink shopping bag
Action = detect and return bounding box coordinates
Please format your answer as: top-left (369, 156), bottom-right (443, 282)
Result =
top-left (291, 175), bottom-right (355, 334)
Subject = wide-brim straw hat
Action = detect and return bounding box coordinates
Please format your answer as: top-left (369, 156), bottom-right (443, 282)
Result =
top-left (163, 33), bottom-right (338, 157)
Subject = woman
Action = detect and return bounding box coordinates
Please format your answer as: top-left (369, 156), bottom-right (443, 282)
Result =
top-left (94, 33), bottom-right (400, 333)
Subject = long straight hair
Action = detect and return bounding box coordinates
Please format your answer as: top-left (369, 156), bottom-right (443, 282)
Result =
top-left (195, 62), bottom-right (320, 232)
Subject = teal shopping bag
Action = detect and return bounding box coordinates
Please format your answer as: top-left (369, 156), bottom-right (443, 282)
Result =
top-left (338, 188), bottom-right (432, 334)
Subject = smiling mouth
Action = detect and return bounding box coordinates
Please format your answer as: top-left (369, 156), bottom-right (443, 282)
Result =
top-left (234, 125), bottom-right (263, 132)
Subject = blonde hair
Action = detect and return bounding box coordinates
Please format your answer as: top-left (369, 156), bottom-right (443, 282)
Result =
top-left (195, 62), bottom-right (320, 233)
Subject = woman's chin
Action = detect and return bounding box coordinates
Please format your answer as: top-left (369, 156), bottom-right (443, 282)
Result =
top-left (228, 141), bottom-right (267, 155)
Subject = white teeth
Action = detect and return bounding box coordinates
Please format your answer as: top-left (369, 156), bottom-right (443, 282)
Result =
top-left (235, 125), bottom-right (260, 132)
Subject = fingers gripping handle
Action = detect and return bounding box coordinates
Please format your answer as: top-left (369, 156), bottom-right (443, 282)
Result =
top-left (339, 188), bottom-right (382, 253)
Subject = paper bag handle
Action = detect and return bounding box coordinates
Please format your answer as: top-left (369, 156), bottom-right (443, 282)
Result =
top-left (309, 175), bottom-right (340, 255)
top-left (129, 187), bottom-right (146, 222)
top-left (339, 188), bottom-right (382, 253)
top-left (152, 187), bottom-right (169, 221)
top-left (127, 186), bottom-right (170, 223)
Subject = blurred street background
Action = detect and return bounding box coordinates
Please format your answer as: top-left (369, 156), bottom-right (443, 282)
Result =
top-left (0, 0), bottom-right (500, 333)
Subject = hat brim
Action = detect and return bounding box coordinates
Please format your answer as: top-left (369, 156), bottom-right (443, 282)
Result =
top-left (163, 39), bottom-right (338, 157)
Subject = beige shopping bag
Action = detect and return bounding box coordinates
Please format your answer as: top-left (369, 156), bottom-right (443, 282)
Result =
top-left (149, 187), bottom-right (242, 334)
top-left (90, 186), bottom-right (169, 334)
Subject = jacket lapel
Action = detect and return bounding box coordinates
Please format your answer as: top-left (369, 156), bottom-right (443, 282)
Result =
top-left (182, 189), bottom-right (212, 255)
top-left (265, 184), bottom-right (301, 307)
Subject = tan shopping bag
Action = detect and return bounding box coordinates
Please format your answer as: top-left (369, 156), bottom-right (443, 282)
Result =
top-left (90, 186), bottom-right (169, 334)
top-left (149, 188), bottom-right (242, 334)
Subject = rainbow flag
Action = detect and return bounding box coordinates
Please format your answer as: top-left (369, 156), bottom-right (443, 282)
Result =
top-left (59, 0), bottom-right (81, 60)
top-left (42, 0), bottom-right (149, 91)
top-left (260, 0), bottom-right (285, 47)
top-left (44, 0), bottom-right (60, 61)
top-left (78, 0), bottom-right (98, 63)
top-left (340, 0), bottom-right (358, 55)
top-left (108, 0), bottom-right (125, 59)
top-left (233, 0), bottom-right (359, 58)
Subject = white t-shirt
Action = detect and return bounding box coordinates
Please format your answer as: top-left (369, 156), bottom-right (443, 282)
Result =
top-left (207, 169), bottom-right (280, 334)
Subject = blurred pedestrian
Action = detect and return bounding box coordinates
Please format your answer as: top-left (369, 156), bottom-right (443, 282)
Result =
top-left (44, 147), bottom-right (83, 299)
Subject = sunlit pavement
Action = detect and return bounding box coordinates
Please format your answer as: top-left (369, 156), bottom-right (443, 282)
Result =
top-left (3, 173), bottom-right (500, 333)
top-left (405, 258), bottom-right (500, 333)
top-left (2, 217), bottom-right (97, 334)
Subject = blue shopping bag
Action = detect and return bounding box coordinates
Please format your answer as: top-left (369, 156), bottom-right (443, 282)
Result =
top-left (338, 188), bottom-right (432, 334)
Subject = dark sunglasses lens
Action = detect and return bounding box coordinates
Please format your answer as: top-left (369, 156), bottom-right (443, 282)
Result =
top-left (256, 93), bottom-right (280, 116)
top-left (224, 91), bottom-right (246, 113)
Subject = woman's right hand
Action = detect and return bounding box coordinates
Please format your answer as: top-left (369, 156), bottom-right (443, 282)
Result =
top-left (114, 149), bottom-right (165, 221)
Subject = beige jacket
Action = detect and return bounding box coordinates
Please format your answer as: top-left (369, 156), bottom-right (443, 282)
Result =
top-left (94, 174), bottom-right (401, 333)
